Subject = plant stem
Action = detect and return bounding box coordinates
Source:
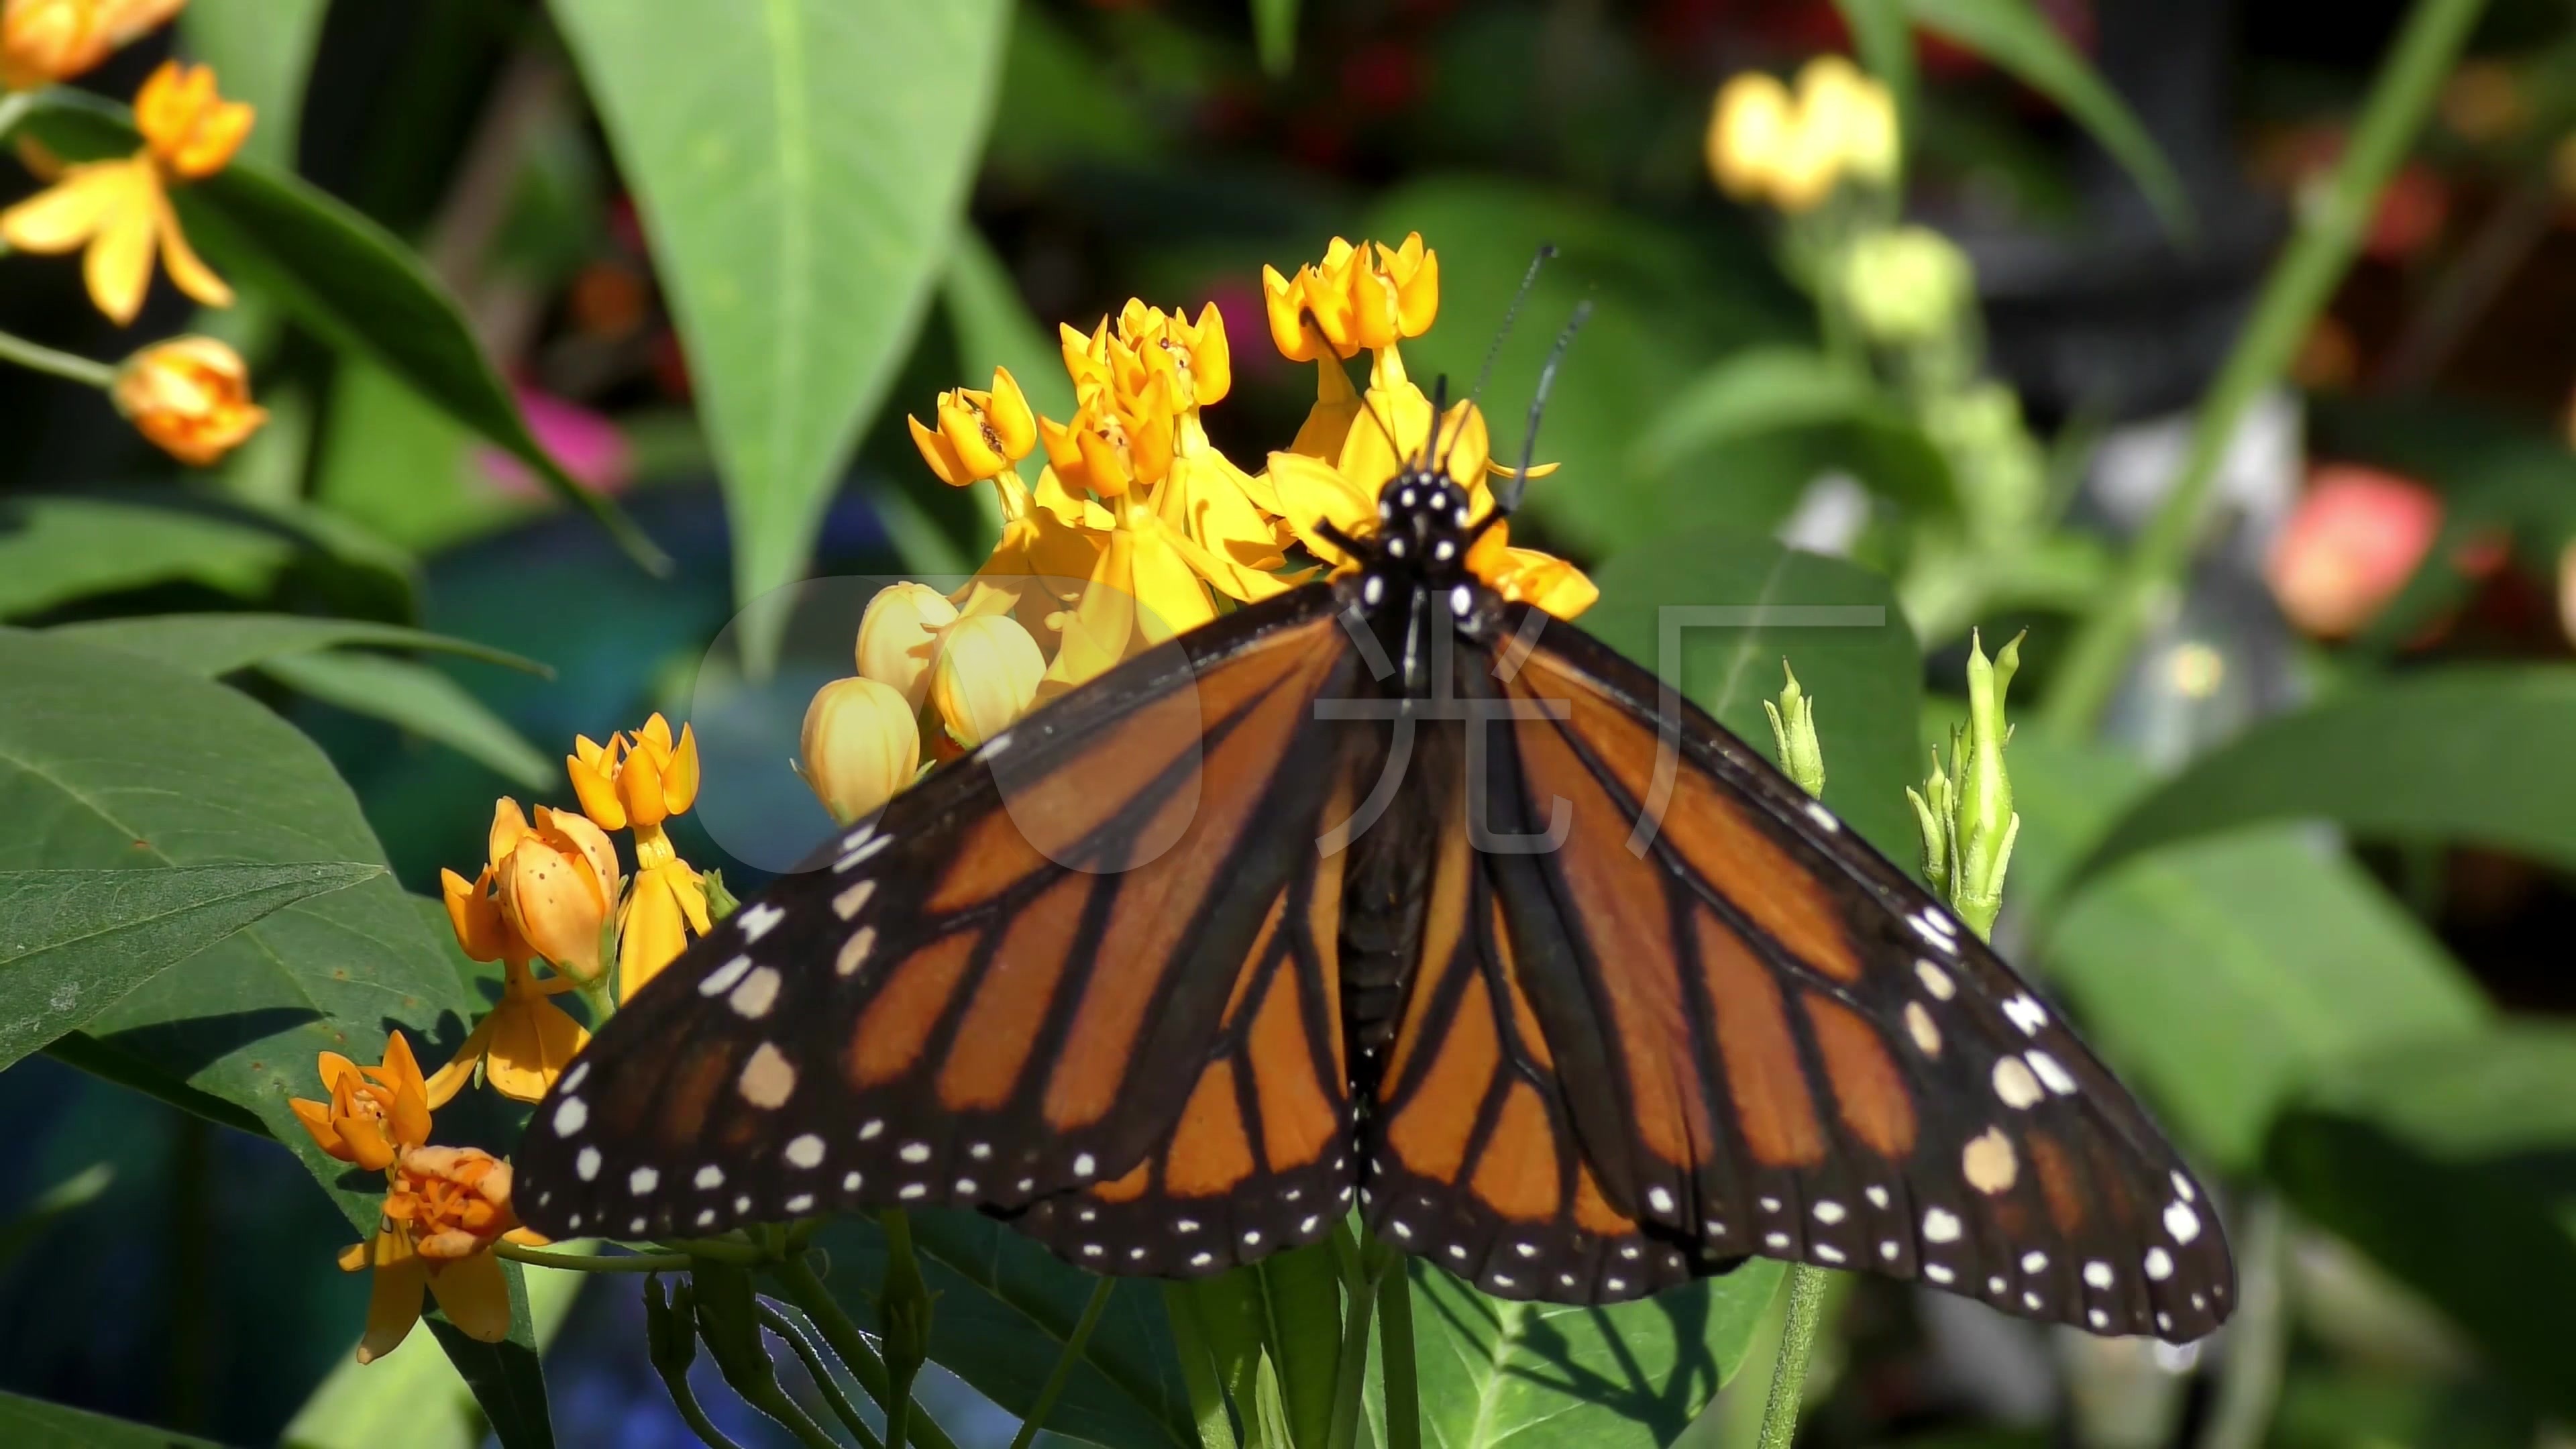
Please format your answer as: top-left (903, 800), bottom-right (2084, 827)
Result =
top-left (656, 1352), bottom-right (751, 1449)
top-left (771, 1254), bottom-right (964, 1449)
top-left (2036, 0), bottom-right (2492, 739)
top-left (1163, 1281), bottom-right (1236, 1449)
top-left (1007, 1275), bottom-right (1115, 1449)
top-left (1754, 1266), bottom-right (1829, 1449)
top-left (1322, 1254), bottom-right (1384, 1449)
top-left (2193, 1196), bottom-right (2286, 1449)
top-left (1375, 1260), bottom-right (1419, 1449)
top-left (761, 1301), bottom-right (887, 1449)
top-left (0, 89), bottom-right (32, 142)
top-left (0, 328), bottom-right (117, 388)
top-left (657, 1235), bottom-right (770, 1265)
top-left (496, 1242), bottom-right (696, 1273)
top-left (735, 1373), bottom-right (845, 1449)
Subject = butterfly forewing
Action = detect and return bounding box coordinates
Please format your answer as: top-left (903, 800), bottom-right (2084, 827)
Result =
top-left (513, 590), bottom-right (1357, 1251)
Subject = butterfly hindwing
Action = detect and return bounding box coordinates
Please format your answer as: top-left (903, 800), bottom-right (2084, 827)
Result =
top-left (1357, 602), bottom-right (2231, 1341)
top-left (514, 588), bottom-right (1355, 1254)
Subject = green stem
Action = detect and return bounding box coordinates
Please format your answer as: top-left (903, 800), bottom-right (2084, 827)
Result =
top-left (496, 1242), bottom-right (697, 1273)
top-left (878, 1210), bottom-right (924, 1449)
top-left (2037, 0), bottom-right (2491, 738)
top-left (1321, 1253), bottom-right (1385, 1449)
top-left (656, 1350), bottom-right (752, 1449)
top-left (0, 89), bottom-right (33, 142)
top-left (1754, 1265), bottom-right (1829, 1449)
top-left (1006, 1275), bottom-right (1115, 1449)
top-left (735, 1371), bottom-right (845, 1449)
top-left (657, 1235), bottom-right (770, 1265)
top-left (2193, 1196), bottom-right (2286, 1449)
top-left (771, 1254), bottom-right (963, 1449)
top-left (761, 1301), bottom-right (888, 1449)
top-left (1375, 1259), bottom-right (1419, 1449)
top-left (0, 328), bottom-right (117, 389)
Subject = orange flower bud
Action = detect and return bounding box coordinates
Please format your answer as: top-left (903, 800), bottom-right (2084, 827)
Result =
top-left (112, 337), bottom-right (266, 465)
top-left (133, 60), bottom-right (254, 180)
top-left (855, 580), bottom-right (959, 708)
top-left (290, 1031), bottom-right (434, 1172)
top-left (800, 676), bottom-right (922, 824)
top-left (497, 806), bottom-right (619, 983)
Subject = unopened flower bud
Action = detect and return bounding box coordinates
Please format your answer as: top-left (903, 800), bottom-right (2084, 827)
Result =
top-left (930, 612), bottom-right (1044, 748)
top-left (1841, 226), bottom-right (1972, 347)
top-left (113, 337), bottom-right (266, 466)
top-left (1761, 661), bottom-right (1826, 801)
top-left (800, 676), bottom-right (920, 824)
top-left (856, 581), bottom-right (959, 709)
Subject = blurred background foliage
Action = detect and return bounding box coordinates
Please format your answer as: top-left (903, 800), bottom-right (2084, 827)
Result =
top-left (5, 0), bottom-right (2576, 1446)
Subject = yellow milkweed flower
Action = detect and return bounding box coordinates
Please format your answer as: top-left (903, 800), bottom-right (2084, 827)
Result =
top-left (339, 1145), bottom-right (533, 1362)
top-left (111, 335), bottom-right (266, 464)
top-left (569, 714), bottom-right (710, 1003)
top-left (422, 800), bottom-right (594, 1104)
top-left (0, 0), bottom-right (182, 89)
top-left (855, 580), bottom-right (959, 710)
top-left (289, 1030), bottom-right (436, 1173)
top-left (908, 366), bottom-right (1037, 485)
top-left (931, 612), bottom-right (1045, 747)
top-left (0, 58), bottom-right (248, 323)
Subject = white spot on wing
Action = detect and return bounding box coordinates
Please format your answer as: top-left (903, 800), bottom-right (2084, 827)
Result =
top-left (575, 1146), bottom-right (600, 1181)
top-left (1922, 1208), bottom-right (1962, 1243)
top-left (836, 926), bottom-right (878, 977)
top-left (737, 1043), bottom-right (796, 1108)
top-left (729, 966), bottom-right (783, 1020)
top-left (737, 901), bottom-right (786, 943)
top-left (786, 1134), bottom-right (825, 1169)
top-left (699, 955), bottom-right (755, 996)
top-left (1803, 800), bottom-right (1841, 833)
top-left (629, 1167), bottom-right (659, 1195)
top-left (2026, 1049), bottom-right (2078, 1095)
top-left (2145, 1247), bottom-right (2174, 1281)
top-left (552, 1097), bottom-right (588, 1136)
top-left (833, 879), bottom-right (877, 920)
top-left (2163, 1201), bottom-right (2201, 1244)
top-left (1992, 1057), bottom-right (2045, 1109)
top-left (696, 1165), bottom-right (724, 1189)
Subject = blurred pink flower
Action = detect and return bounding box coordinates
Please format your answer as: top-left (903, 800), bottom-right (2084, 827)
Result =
top-left (2266, 464), bottom-right (2442, 638)
top-left (476, 387), bottom-right (633, 498)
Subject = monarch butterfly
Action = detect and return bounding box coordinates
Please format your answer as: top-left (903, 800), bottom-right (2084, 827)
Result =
top-left (515, 401), bottom-right (2233, 1345)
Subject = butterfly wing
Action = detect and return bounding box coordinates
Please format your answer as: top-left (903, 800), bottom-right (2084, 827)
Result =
top-left (514, 585), bottom-right (1358, 1270)
top-left (1360, 603), bottom-right (2233, 1342)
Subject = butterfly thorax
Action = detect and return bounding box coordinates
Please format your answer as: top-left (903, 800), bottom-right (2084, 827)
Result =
top-left (1350, 466), bottom-right (1490, 699)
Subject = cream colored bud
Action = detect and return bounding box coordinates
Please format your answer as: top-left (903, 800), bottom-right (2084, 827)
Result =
top-left (855, 582), bottom-right (960, 710)
top-left (930, 613), bottom-right (1044, 749)
top-left (800, 677), bottom-right (922, 825)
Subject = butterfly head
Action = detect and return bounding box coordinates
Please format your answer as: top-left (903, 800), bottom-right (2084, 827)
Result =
top-left (1370, 466), bottom-right (1477, 582)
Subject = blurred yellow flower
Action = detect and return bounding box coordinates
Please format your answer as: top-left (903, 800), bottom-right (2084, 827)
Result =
top-left (338, 1145), bottom-right (537, 1362)
top-left (0, 0), bottom-right (181, 89)
top-left (289, 1031), bottom-right (435, 1173)
top-left (933, 612), bottom-right (1044, 745)
top-left (111, 335), bottom-right (264, 464)
top-left (0, 59), bottom-right (247, 323)
top-left (568, 712), bottom-right (700, 835)
top-left (1707, 55), bottom-right (1896, 213)
top-left (801, 675), bottom-right (920, 823)
top-left (1263, 233), bottom-right (1438, 362)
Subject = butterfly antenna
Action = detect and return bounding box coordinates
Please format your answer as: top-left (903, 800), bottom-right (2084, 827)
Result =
top-left (1497, 301), bottom-right (1591, 517)
top-left (1467, 244), bottom-right (1556, 411)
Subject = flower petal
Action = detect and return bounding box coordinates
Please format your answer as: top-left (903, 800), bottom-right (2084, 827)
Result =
top-left (423, 1250), bottom-right (514, 1345)
top-left (356, 1236), bottom-right (428, 1363)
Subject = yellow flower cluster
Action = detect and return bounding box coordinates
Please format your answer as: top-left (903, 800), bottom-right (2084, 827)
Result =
top-left (1, 3), bottom-right (270, 464)
top-left (801, 235), bottom-right (1598, 821)
top-left (290, 1031), bottom-right (541, 1362)
top-left (1707, 56), bottom-right (1898, 213)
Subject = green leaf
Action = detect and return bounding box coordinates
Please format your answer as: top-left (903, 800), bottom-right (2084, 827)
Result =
top-left (1899, 0), bottom-right (2192, 240)
top-left (2290, 1023), bottom-right (2576, 1165)
top-left (0, 1163), bottom-right (114, 1273)
top-left (178, 0), bottom-right (332, 169)
top-left (0, 863), bottom-right (382, 1072)
top-left (258, 650), bottom-right (555, 788)
top-left (2005, 734), bottom-right (2489, 1169)
top-left (18, 93), bottom-right (668, 577)
top-left (941, 226), bottom-right (1073, 555)
top-left (0, 629), bottom-right (476, 1228)
top-left (1252, 0), bottom-right (1298, 75)
top-left (813, 1212), bottom-right (1197, 1448)
top-left (1584, 528), bottom-right (1927, 862)
top-left (1395, 1256), bottom-right (1784, 1449)
top-left (0, 1389), bottom-right (229, 1448)
top-left (2074, 667), bottom-right (2576, 888)
top-left (0, 496), bottom-right (292, 620)
top-left (52, 612), bottom-right (546, 679)
top-left (1253, 1246), bottom-right (1343, 1449)
top-left (2265, 1106), bottom-right (2576, 1420)
top-left (284, 1257), bottom-right (587, 1449)
top-left (1631, 346), bottom-right (1952, 508)
top-left (551, 0), bottom-right (1012, 668)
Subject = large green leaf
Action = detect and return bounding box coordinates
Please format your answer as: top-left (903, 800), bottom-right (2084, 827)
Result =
top-left (1899, 0), bottom-right (2192, 239)
top-left (0, 630), bottom-right (476, 1219)
top-left (0, 1389), bottom-right (228, 1448)
top-left (1631, 346), bottom-right (1951, 509)
top-left (52, 613), bottom-right (545, 678)
top-left (2074, 668), bottom-right (2576, 888)
top-left (0, 496), bottom-right (291, 620)
top-left (551, 0), bottom-right (1012, 667)
top-left (1585, 529), bottom-right (1925, 862)
top-left (16, 94), bottom-right (666, 576)
top-left (0, 863), bottom-right (380, 1072)
top-left (260, 650), bottom-right (555, 789)
top-left (178, 0), bottom-right (331, 169)
top-left (812, 1211), bottom-right (1195, 1449)
top-left (2005, 734), bottom-right (2490, 1170)
top-left (1395, 1257), bottom-right (1784, 1449)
